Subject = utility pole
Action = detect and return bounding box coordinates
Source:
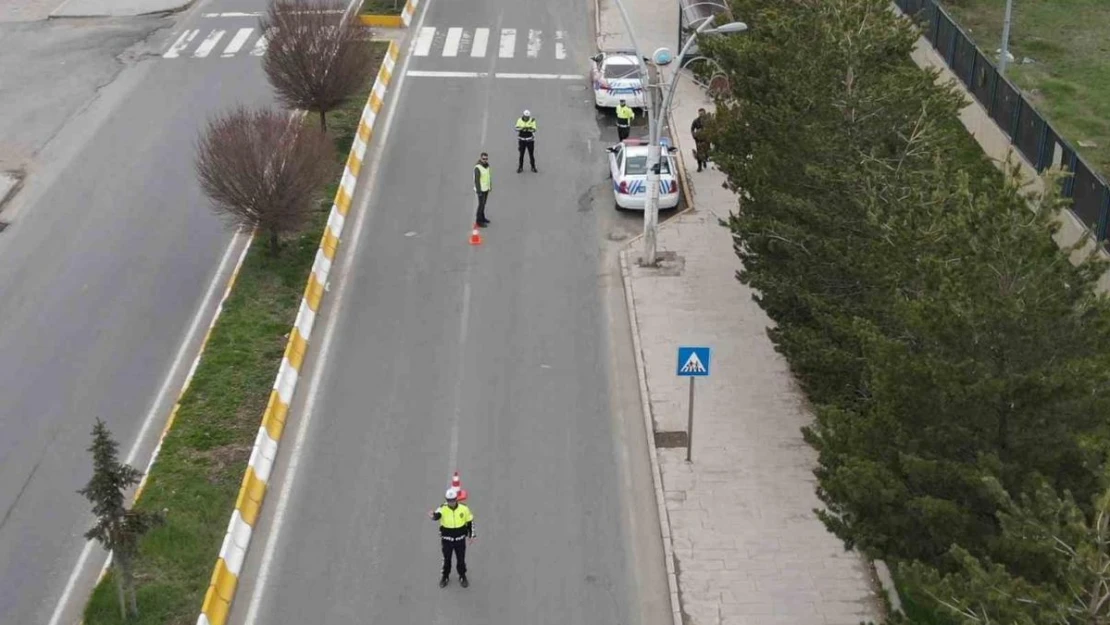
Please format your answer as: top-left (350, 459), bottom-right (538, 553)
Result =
top-left (998, 0), bottom-right (1014, 75)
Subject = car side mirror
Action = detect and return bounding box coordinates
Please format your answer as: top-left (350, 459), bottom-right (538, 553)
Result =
top-left (606, 146), bottom-right (618, 153)
top-left (667, 146), bottom-right (678, 154)
top-left (591, 53), bottom-right (603, 62)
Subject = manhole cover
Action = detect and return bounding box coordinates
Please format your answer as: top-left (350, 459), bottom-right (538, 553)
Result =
top-left (655, 431), bottom-right (687, 448)
top-left (0, 221), bottom-right (8, 232)
top-left (606, 230), bottom-right (629, 241)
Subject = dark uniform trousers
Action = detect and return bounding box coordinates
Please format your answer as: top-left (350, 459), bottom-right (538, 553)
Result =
top-left (476, 191), bottom-right (489, 223)
top-left (517, 139), bottom-right (536, 170)
top-left (441, 536), bottom-right (467, 577)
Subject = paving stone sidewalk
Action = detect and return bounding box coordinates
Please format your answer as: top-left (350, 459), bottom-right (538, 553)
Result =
top-left (621, 75), bottom-right (886, 625)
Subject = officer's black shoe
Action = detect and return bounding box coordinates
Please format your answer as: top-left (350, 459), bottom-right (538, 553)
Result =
top-left (531, 167), bottom-right (538, 173)
top-left (459, 576), bottom-right (469, 588)
top-left (516, 167), bottom-right (523, 173)
top-left (439, 576), bottom-right (449, 588)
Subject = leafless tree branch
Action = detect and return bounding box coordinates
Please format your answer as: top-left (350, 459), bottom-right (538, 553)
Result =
top-left (195, 105), bottom-right (333, 253)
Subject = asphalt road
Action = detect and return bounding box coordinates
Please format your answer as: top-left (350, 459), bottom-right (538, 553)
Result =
top-left (228, 0), bottom-right (673, 622)
top-left (0, 3), bottom-right (279, 623)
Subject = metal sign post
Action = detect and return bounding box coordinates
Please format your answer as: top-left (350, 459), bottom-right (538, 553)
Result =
top-left (676, 346), bottom-right (711, 462)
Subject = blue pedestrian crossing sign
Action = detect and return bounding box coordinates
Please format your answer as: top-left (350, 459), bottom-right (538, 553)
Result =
top-left (676, 346), bottom-right (711, 377)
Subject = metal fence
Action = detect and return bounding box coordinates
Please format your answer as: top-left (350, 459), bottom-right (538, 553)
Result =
top-left (894, 0), bottom-right (1110, 241)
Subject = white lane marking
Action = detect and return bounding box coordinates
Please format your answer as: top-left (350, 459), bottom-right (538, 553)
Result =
top-left (448, 279), bottom-right (472, 471)
top-left (471, 27), bottom-right (489, 58)
top-left (555, 30), bottom-right (566, 59)
top-left (527, 28), bottom-right (541, 58)
top-left (443, 27), bottom-right (462, 57)
top-left (45, 230), bottom-right (249, 625)
top-left (405, 71), bottom-right (585, 79)
top-left (202, 9), bottom-right (343, 16)
top-left (251, 31), bottom-right (270, 56)
top-left (496, 72), bottom-right (585, 79)
top-left (407, 70), bottom-right (489, 77)
top-left (202, 11), bottom-right (262, 17)
top-left (498, 28), bottom-right (515, 58)
top-left (163, 29), bottom-right (198, 58)
top-left (223, 28), bottom-right (254, 57)
top-left (414, 26), bottom-right (436, 56)
top-left (193, 30), bottom-right (226, 58)
top-left (241, 1), bottom-right (426, 620)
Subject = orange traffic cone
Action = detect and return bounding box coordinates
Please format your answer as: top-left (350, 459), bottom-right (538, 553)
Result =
top-left (451, 471), bottom-right (468, 502)
top-left (469, 225), bottom-right (482, 246)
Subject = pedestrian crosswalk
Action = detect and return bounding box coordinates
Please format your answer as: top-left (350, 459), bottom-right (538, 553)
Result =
top-left (413, 27), bottom-right (569, 61)
top-left (163, 26), bottom-right (269, 59)
top-left (161, 24), bottom-right (572, 62)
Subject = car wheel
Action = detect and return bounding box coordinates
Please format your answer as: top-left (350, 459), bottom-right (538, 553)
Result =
top-left (614, 200), bottom-right (627, 212)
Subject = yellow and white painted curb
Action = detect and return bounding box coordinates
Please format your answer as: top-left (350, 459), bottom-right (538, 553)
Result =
top-left (400, 0), bottom-right (419, 26)
top-left (197, 41), bottom-right (401, 625)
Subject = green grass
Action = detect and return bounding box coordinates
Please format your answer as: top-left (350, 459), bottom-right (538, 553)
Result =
top-left (941, 0), bottom-right (1110, 178)
top-left (359, 0), bottom-right (403, 15)
top-left (82, 40), bottom-right (388, 625)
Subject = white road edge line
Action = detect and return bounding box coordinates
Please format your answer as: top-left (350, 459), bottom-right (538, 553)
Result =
top-left (45, 229), bottom-right (249, 625)
top-left (240, 6), bottom-right (427, 623)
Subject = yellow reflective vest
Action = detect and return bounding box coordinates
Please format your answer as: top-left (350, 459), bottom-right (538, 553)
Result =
top-left (616, 104), bottom-right (635, 126)
top-left (474, 163), bottom-right (491, 192)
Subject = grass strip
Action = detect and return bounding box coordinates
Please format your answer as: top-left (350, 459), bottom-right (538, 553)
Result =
top-left (941, 0), bottom-right (1110, 178)
top-left (359, 0), bottom-right (404, 16)
top-left (83, 40), bottom-right (388, 625)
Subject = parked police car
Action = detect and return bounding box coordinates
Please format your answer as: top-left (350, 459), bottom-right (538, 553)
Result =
top-left (606, 139), bottom-right (681, 211)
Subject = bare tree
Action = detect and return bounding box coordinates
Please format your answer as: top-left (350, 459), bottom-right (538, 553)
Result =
top-left (195, 106), bottom-right (333, 254)
top-left (260, 0), bottom-right (375, 131)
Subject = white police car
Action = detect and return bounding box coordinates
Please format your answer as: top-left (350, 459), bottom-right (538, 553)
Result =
top-left (606, 139), bottom-right (681, 211)
top-left (590, 51), bottom-right (647, 109)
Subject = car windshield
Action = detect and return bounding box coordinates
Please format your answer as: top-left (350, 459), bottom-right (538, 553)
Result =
top-left (624, 154), bottom-right (671, 176)
top-left (604, 63), bottom-right (642, 80)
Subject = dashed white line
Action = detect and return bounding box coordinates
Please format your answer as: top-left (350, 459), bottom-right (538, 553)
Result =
top-left (193, 29), bottom-right (226, 58)
top-left (471, 27), bottom-right (489, 58)
top-left (163, 29), bottom-right (198, 58)
top-left (223, 28), bottom-right (254, 57)
top-left (442, 27), bottom-right (462, 57)
top-left (555, 30), bottom-right (566, 60)
top-left (499, 28), bottom-right (516, 58)
top-left (414, 26), bottom-right (436, 56)
top-left (527, 28), bottom-right (542, 58)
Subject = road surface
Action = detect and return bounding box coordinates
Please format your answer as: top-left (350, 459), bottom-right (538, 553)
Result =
top-left (229, 0), bottom-right (674, 622)
top-left (0, 3), bottom-right (282, 622)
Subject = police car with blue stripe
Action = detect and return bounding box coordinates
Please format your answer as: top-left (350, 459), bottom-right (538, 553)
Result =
top-left (606, 138), bottom-right (681, 211)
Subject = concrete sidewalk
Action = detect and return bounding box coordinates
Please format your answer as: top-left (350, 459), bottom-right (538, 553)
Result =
top-left (50, 0), bottom-right (192, 18)
top-left (620, 75), bottom-right (886, 625)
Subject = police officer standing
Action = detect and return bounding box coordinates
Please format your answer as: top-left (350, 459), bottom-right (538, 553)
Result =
top-left (473, 152), bottom-right (491, 227)
top-left (615, 99), bottom-right (635, 141)
top-left (515, 109), bottom-right (538, 173)
top-left (429, 487), bottom-right (475, 588)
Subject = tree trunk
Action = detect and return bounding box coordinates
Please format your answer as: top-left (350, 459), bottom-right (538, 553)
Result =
top-left (269, 229), bottom-right (280, 255)
top-left (114, 563), bottom-right (127, 621)
top-left (319, 109), bottom-right (327, 132)
top-left (124, 555), bottom-right (139, 617)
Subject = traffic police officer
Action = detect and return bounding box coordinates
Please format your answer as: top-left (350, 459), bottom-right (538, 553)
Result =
top-left (615, 99), bottom-right (635, 141)
top-left (473, 152), bottom-right (491, 227)
top-left (515, 109), bottom-right (538, 173)
top-left (430, 487), bottom-right (475, 588)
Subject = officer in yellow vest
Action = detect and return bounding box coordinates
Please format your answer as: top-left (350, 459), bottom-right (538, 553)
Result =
top-left (616, 99), bottom-right (635, 141)
top-left (473, 152), bottom-right (491, 227)
top-left (515, 109), bottom-right (538, 173)
top-left (429, 487), bottom-right (476, 588)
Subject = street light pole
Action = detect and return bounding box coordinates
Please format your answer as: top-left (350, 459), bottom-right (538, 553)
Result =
top-left (606, 0), bottom-right (659, 265)
top-left (998, 0), bottom-right (1014, 75)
